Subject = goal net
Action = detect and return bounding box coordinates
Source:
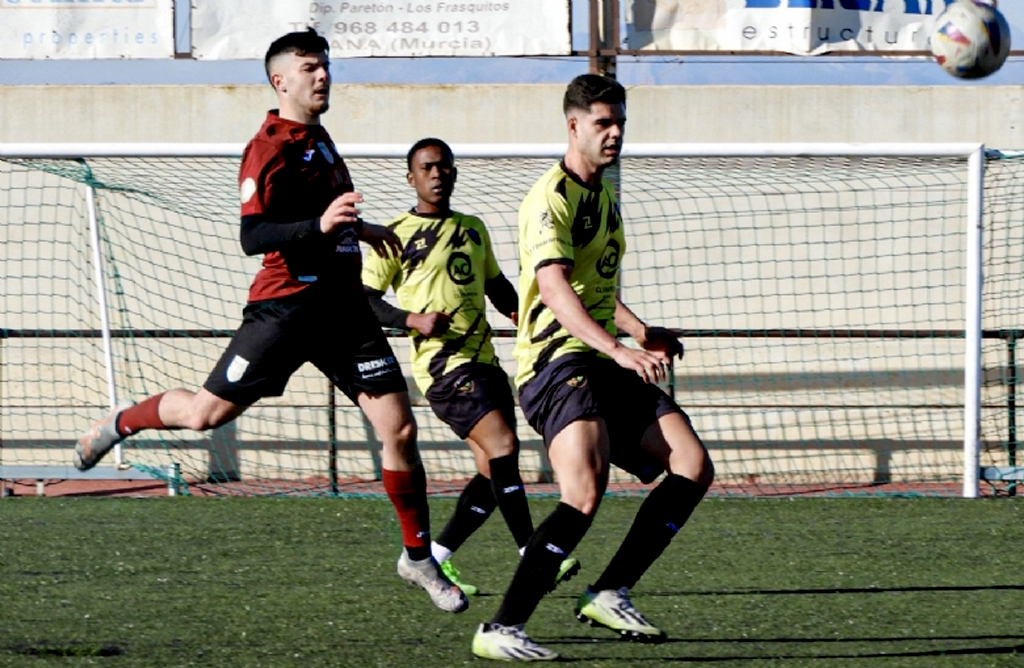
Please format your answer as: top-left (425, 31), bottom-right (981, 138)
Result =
top-left (1, 143), bottom-right (1018, 497)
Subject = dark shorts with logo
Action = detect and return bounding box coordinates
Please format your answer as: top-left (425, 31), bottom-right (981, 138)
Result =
top-left (517, 352), bottom-right (682, 484)
top-left (204, 288), bottom-right (407, 406)
top-left (425, 362), bottom-right (516, 440)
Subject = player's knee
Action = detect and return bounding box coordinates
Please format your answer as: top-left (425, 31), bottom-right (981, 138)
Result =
top-left (483, 432), bottom-right (517, 459)
top-left (182, 403), bottom-right (237, 432)
top-left (559, 476), bottom-right (606, 516)
top-left (668, 443), bottom-right (714, 487)
top-left (389, 417), bottom-right (417, 449)
top-left (180, 411), bottom-right (221, 432)
top-left (563, 490), bottom-right (602, 517)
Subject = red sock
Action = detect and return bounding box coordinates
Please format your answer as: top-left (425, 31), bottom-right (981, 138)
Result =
top-left (382, 466), bottom-right (431, 558)
top-left (117, 393), bottom-right (166, 436)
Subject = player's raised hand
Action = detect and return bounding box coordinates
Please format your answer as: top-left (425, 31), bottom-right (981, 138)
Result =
top-left (639, 325), bottom-right (684, 362)
top-left (609, 345), bottom-right (669, 385)
top-left (320, 191), bottom-right (363, 234)
top-left (407, 311), bottom-right (452, 337)
top-left (360, 222), bottom-right (403, 258)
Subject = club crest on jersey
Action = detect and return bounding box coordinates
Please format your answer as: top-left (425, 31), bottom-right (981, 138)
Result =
top-left (303, 149), bottom-right (315, 162)
top-left (596, 239), bottom-right (621, 279)
top-left (317, 142), bottom-right (335, 164)
top-left (226, 355), bottom-right (250, 383)
top-left (447, 252), bottom-right (474, 285)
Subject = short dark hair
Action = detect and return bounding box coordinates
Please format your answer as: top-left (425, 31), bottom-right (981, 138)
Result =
top-left (264, 28), bottom-right (329, 82)
top-left (563, 74), bottom-right (626, 115)
top-left (406, 137), bottom-right (454, 171)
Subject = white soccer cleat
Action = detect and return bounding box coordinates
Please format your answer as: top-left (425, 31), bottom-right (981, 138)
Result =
top-left (575, 586), bottom-right (667, 643)
top-left (396, 549), bottom-right (469, 613)
top-left (471, 623), bottom-right (558, 662)
top-left (73, 402), bottom-right (133, 471)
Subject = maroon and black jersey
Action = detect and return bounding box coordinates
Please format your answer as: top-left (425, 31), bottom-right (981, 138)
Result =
top-left (239, 110), bottom-right (361, 303)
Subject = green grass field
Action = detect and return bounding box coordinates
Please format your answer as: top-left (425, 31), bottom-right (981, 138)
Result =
top-left (1, 497), bottom-right (1022, 667)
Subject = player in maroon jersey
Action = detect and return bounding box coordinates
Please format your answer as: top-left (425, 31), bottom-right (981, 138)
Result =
top-left (73, 28), bottom-right (467, 614)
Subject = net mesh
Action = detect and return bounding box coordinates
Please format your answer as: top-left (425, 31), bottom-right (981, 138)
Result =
top-left (1, 149), bottom-right (1020, 497)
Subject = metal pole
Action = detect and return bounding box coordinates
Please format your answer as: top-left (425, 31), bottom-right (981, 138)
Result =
top-left (329, 381), bottom-right (339, 495)
top-left (589, 0), bottom-right (617, 77)
top-left (962, 146), bottom-right (984, 498)
top-left (1008, 332), bottom-right (1018, 496)
top-left (85, 185), bottom-right (123, 466)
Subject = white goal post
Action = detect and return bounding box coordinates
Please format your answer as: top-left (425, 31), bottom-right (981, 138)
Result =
top-left (0, 142), bottom-right (996, 498)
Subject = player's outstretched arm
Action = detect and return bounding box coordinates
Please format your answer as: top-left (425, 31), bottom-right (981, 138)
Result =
top-left (364, 286), bottom-right (411, 330)
top-left (363, 286), bottom-right (451, 336)
top-left (537, 264), bottom-right (668, 384)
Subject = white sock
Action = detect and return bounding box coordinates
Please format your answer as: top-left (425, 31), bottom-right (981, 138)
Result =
top-left (431, 541), bottom-right (453, 564)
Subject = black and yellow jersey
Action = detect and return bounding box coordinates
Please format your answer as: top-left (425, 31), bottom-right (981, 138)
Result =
top-left (362, 210), bottom-right (505, 393)
top-left (513, 161), bottom-right (625, 388)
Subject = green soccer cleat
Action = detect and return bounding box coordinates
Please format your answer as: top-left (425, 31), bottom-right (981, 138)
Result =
top-left (439, 558), bottom-right (479, 596)
top-left (574, 586), bottom-right (667, 643)
top-left (551, 556), bottom-right (581, 592)
top-left (471, 623), bottom-right (558, 662)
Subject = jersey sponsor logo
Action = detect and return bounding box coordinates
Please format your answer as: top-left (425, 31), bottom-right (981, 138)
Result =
top-left (356, 355), bottom-right (398, 377)
top-left (538, 209), bottom-right (554, 229)
top-left (239, 177), bottom-right (257, 204)
top-left (335, 227), bottom-right (361, 254)
top-left (317, 141), bottom-right (335, 165)
top-left (447, 251), bottom-right (474, 286)
top-left (596, 239), bottom-right (621, 279)
top-left (303, 149), bottom-right (315, 162)
top-left (226, 355), bottom-right (250, 383)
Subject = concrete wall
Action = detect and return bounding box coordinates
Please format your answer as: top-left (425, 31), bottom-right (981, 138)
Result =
top-left (3, 84), bottom-right (1024, 147)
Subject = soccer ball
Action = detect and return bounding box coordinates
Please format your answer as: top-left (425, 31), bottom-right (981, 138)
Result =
top-left (929, 0), bottom-right (1011, 79)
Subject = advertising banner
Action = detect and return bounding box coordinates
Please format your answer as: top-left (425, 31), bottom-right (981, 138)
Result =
top-left (0, 0), bottom-right (174, 59)
top-left (193, 1), bottom-right (571, 59)
top-left (626, 0), bottom-right (943, 54)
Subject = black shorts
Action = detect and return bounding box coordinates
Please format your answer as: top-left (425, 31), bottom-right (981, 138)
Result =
top-left (425, 362), bottom-right (516, 440)
top-left (517, 353), bottom-right (682, 483)
top-left (204, 289), bottom-right (407, 406)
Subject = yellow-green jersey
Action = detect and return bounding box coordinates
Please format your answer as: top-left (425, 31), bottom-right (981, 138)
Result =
top-left (361, 210), bottom-right (505, 394)
top-left (514, 161), bottom-right (625, 387)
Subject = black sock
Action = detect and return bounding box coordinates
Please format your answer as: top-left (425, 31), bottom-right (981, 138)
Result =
top-left (435, 473), bottom-right (497, 554)
top-left (591, 474), bottom-right (708, 592)
top-left (488, 452), bottom-right (535, 549)
top-left (491, 502), bottom-right (592, 626)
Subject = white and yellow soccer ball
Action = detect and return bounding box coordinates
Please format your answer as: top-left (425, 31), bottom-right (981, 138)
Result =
top-left (929, 0), bottom-right (1011, 79)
